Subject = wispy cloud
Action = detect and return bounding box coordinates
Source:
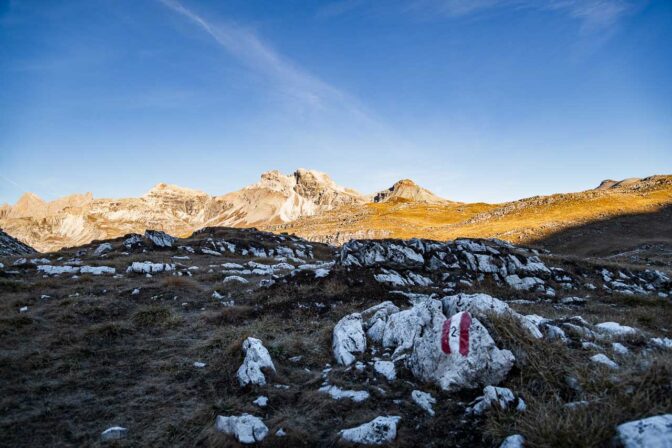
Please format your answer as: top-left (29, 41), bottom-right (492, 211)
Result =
top-left (406, 0), bottom-right (640, 30)
top-left (158, 0), bottom-right (376, 123)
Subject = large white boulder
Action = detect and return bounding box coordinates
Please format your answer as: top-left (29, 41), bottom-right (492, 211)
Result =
top-left (407, 310), bottom-right (515, 391)
top-left (361, 301), bottom-right (401, 343)
top-left (237, 337), bottom-right (276, 386)
top-left (616, 414), bottom-right (672, 448)
top-left (215, 414), bottom-right (268, 444)
top-left (333, 313), bottom-right (366, 366)
top-left (442, 293), bottom-right (543, 339)
top-left (339, 416), bottom-right (401, 445)
top-left (382, 300), bottom-right (444, 357)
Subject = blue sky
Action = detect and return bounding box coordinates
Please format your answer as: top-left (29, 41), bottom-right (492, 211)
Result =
top-left (1, 0), bottom-right (670, 204)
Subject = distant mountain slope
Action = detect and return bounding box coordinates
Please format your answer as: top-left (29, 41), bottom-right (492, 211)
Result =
top-left (372, 179), bottom-right (448, 204)
top-left (0, 229), bottom-right (36, 256)
top-left (0, 169), bottom-right (364, 252)
top-left (2, 172), bottom-right (670, 258)
top-left (268, 175), bottom-right (672, 257)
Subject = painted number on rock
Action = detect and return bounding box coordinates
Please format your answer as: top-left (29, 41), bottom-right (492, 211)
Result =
top-left (441, 311), bottom-right (471, 356)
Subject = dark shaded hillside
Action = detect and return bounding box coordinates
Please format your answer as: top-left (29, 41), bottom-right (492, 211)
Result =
top-left (531, 205), bottom-right (672, 266)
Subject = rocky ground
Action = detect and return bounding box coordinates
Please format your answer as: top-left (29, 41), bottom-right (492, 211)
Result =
top-left (1, 228), bottom-right (671, 447)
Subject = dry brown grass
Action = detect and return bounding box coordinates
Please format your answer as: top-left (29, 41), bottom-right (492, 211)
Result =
top-left (483, 313), bottom-right (672, 447)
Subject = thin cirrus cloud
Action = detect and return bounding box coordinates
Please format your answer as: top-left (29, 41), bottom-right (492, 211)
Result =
top-left (405, 0), bottom-right (639, 30)
top-left (157, 0), bottom-right (377, 125)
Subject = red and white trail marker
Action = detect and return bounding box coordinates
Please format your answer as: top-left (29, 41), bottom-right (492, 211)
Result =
top-left (441, 311), bottom-right (472, 356)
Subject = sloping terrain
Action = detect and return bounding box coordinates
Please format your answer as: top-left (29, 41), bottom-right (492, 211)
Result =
top-left (0, 229), bottom-right (36, 256)
top-left (0, 169), bottom-right (364, 253)
top-left (1, 228), bottom-right (671, 446)
top-left (269, 175), bottom-right (672, 258)
top-left (1, 173), bottom-right (670, 261)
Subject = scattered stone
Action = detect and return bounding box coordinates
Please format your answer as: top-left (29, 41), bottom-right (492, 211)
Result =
top-left (319, 385), bottom-right (369, 402)
top-left (131, 288), bottom-right (140, 296)
top-left (144, 230), bottom-right (176, 248)
top-left (223, 275), bottom-right (249, 284)
top-left (101, 426), bottom-right (128, 441)
top-left (612, 342), bottom-right (629, 355)
top-left (411, 390), bottom-right (436, 416)
top-left (126, 262), bottom-right (175, 274)
top-left (373, 360), bottom-right (396, 381)
top-left (37, 265), bottom-right (79, 275)
top-left (650, 338), bottom-right (672, 349)
top-left (275, 428), bottom-right (286, 437)
top-left (333, 313), bottom-right (366, 366)
top-left (80, 266), bottom-right (116, 275)
top-left (590, 353), bottom-right (619, 369)
top-left (237, 337), bottom-right (276, 386)
top-left (339, 416), bottom-right (401, 445)
top-left (93, 243), bottom-right (112, 256)
top-left (215, 414), bottom-right (268, 444)
top-left (253, 396), bottom-right (268, 407)
top-left (467, 386), bottom-right (526, 415)
top-left (19, 306), bottom-right (28, 313)
top-left (193, 361), bottom-right (206, 368)
top-left (616, 414), bottom-right (672, 448)
top-left (595, 322), bottom-right (638, 336)
top-left (500, 434), bottom-right (525, 448)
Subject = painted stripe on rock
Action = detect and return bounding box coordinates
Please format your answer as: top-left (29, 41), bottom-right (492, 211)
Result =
top-left (441, 311), bottom-right (472, 356)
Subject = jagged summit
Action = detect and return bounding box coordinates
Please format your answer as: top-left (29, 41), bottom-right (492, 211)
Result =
top-left (8, 192), bottom-right (47, 218)
top-left (372, 179), bottom-right (447, 204)
top-left (1, 171), bottom-right (670, 253)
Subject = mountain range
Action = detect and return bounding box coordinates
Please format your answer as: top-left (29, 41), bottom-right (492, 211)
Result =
top-left (1, 170), bottom-right (671, 259)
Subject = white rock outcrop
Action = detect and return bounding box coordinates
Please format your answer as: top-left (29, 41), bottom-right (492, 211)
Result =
top-left (442, 293), bottom-right (542, 339)
top-left (237, 337), bottom-right (276, 386)
top-left (319, 385), bottom-right (369, 402)
top-left (407, 307), bottom-right (515, 391)
top-left (500, 434), bottom-right (525, 448)
top-left (100, 426), bottom-right (128, 441)
top-left (333, 313), bottom-right (366, 366)
top-left (411, 390), bottom-right (436, 416)
top-left (80, 266), bottom-right (116, 275)
top-left (616, 414), bottom-right (672, 448)
top-left (37, 265), bottom-right (79, 275)
top-left (215, 414), bottom-right (268, 444)
top-left (467, 386), bottom-right (526, 415)
top-left (93, 243), bottom-right (112, 256)
top-left (339, 416), bottom-right (401, 445)
top-left (595, 322), bottom-right (638, 336)
top-left (144, 230), bottom-right (176, 248)
top-left (126, 262), bottom-right (175, 274)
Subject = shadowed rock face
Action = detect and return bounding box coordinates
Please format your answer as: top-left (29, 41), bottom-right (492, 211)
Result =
top-left (0, 229), bottom-right (36, 256)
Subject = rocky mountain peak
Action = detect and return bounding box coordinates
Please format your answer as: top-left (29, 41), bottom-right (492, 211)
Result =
top-left (145, 183), bottom-right (207, 197)
top-left (8, 192), bottom-right (47, 218)
top-left (373, 179), bottom-right (446, 204)
top-left (595, 177), bottom-right (642, 190)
